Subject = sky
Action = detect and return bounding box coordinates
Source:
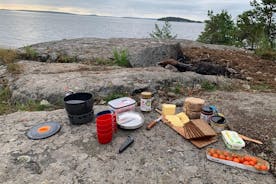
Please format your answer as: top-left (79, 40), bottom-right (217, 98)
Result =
top-left (0, 0), bottom-right (253, 21)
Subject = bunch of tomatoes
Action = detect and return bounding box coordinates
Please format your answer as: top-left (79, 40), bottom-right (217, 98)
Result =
top-left (208, 148), bottom-right (269, 171)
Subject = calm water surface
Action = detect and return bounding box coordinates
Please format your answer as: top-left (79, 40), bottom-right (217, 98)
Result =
top-left (0, 10), bottom-right (204, 48)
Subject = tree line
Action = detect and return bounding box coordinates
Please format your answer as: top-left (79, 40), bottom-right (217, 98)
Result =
top-left (197, 0), bottom-right (275, 58)
top-left (150, 0), bottom-right (275, 59)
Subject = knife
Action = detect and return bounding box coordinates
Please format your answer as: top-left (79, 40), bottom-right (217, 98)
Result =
top-left (146, 116), bottom-right (162, 130)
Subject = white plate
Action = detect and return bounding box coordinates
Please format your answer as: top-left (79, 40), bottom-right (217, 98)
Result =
top-left (117, 111), bottom-right (144, 129)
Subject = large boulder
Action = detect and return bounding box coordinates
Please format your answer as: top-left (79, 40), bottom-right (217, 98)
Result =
top-left (10, 60), bottom-right (235, 104)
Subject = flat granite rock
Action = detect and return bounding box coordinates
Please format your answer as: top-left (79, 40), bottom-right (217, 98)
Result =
top-left (10, 60), bottom-right (233, 104)
top-left (0, 92), bottom-right (275, 184)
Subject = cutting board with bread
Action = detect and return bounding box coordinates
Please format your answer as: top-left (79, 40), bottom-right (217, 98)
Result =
top-left (162, 99), bottom-right (217, 148)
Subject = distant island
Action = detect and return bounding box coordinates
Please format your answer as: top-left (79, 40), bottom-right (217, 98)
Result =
top-left (158, 17), bottom-right (202, 23)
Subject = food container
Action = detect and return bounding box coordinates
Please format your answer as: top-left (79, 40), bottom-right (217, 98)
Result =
top-left (108, 97), bottom-right (136, 114)
top-left (221, 130), bottom-right (245, 150)
top-left (117, 111), bottom-right (144, 129)
top-left (140, 92), bottom-right (152, 112)
top-left (210, 115), bottom-right (226, 133)
top-left (206, 148), bottom-right (270, 174)
top-left (200, 105), bottom-right (213, 123)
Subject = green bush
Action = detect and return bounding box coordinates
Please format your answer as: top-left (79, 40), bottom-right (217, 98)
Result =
top-left (113, 49), bottom-right (130, 67)
top-left (201, 81), bottom-right (218, 91)
top-left (0, 48), bottom-right (21, 74)
top-left (150, 21), bottom-right (177, 40)
top-left (23, 46), bottom-right (38, 60)
top-left (197, 10), bottom-right (236, 45)
top-left (103, 92), bottom-right (127, 102)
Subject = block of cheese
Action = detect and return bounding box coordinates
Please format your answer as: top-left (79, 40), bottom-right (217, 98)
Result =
top-left (165, 115), bottom-right (184, 127)
top-left (162, 104), bottom-right (176, 116)
top-left (176, 112), bottom-right (190, 124)
top-left (184, 97), bottom-right (205, 112)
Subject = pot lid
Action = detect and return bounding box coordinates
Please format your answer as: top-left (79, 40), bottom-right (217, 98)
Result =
top-left (117, 111), bottom-right (144, 129)
top-left (27, 122), bottom-right (61, 140)
top-left (201, 106), bottom-right (213, 113)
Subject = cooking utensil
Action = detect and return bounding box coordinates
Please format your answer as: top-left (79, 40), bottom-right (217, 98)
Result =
top-left (119, 136), bottom-right (134, 153)
top-left (155, 108), bottom-right (162, 114)
top-left (146, 116), bottom-right (162, 130)
top-left (238, 134), bottom-right (263, 145)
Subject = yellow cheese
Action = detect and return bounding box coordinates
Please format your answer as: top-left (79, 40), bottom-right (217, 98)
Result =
top-left (162, 104), bottom-right (176, 116)
top-left (165, 115), bottom-right (183, 127)
top-left (176, 112), bottom-right (190, 124)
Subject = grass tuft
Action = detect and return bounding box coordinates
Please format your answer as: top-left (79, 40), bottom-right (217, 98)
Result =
top-left (103, 92), bottom-right (127, 102)
top-left (113, 49), bottom-right (130, 67)
top-left (201, 81), bottom-right (218, 91)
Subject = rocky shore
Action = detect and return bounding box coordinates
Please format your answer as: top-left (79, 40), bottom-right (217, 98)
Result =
top-left (0, 38), bottom-right (275, 183)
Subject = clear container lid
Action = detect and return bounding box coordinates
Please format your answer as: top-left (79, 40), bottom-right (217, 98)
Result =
top-left (108, 97), bottom-right (136, 109)
top-left (221, 130), bottom-right (245, 148)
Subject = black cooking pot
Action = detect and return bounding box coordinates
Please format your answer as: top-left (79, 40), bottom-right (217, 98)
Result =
top-left (64, 92), bottom-right (93, 115)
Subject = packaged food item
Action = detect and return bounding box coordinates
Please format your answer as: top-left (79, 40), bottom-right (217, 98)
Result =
top-left (206, 148), bottom-right (270, 174)
top-left (108, 97), bottom-right (136, 114)
top-left (162, 104), bottom-right (176, 116)
top-left (200, 105), bottom-right (213, 123)
top-left (210, 115), bottom-right (226, 133)
top-left (140, 92), bottom-right (152, 112)
top-left (221, 130), bottom-right (245, 150)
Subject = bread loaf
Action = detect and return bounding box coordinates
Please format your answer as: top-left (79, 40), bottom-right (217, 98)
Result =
top-left (185, 109), bottom-right (201, 119)
top-left (184, 97), bottom-right (205, 112)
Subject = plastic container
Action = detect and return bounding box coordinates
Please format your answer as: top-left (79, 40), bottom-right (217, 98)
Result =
top-left (96, 114), bottom-right (113, 125)
top-left (221, 130), bottom-right (245, 150)
top-left (117, 111), bottom-right (144, 129)
top-left (97, 132), bottom-right (112, 144)
top-left (210, 115), bottom-right (226, 133)
top-left (206, 148), bottom-right (270, 174)
top-left (96, 110), bottom-right (117, 133)
top-left (140, 92), bottom-right (152, 112)
top-left (108, 97), bottom-right (136, 114)
top-left (200, 105), bottom-right (213, 123)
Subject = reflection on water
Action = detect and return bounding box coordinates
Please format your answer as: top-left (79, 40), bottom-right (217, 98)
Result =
top-left (0, 10), bottom-right (204, 48)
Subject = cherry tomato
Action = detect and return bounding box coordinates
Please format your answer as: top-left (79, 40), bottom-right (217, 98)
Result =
top-left (260, 165), bottom-right (268, 171)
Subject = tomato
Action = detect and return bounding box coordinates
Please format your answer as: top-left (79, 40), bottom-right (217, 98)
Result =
top-left (249, 161), bottom-right (256, 166)
top-left (226, 156), bottom-right (232, 161)
top-left (219, 154), bottom-right (226, 160)
top-left (244, 156), bottom-right (251, 161)
top-left (209, 148), bottom-right (216, 155)
top-left (212, 153), bottom-right (219, 158)
top-left (254, 165), bottom-right (261, 170)
top-left (239, 157), bottom-right (244, 163)
top-left (233, 158), bottom-right (240, 163)
top-left (216, 150), bottom-right (222, 155)
top-left (223, 151), bottom-right (229, 156)
top-left (260, 165), bottom-right (268, 171)
top-left (251, 157), bottom-right (257, 164)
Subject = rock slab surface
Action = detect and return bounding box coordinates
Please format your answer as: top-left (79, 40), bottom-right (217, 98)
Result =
top-left (0, 92), bottom-right (275, 184)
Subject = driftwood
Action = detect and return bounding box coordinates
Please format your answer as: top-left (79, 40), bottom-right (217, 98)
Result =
top-left (158, 59), bottom-right (238, 77)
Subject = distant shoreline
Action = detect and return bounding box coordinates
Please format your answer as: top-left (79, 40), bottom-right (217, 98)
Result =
top-left (158, 17), bottom-right (202, 23)
top-left (0, 9), bottom-right (202, 22)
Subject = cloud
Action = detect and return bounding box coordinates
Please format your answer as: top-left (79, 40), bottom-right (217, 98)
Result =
top-left (0, 0), bottom-right (252, 21)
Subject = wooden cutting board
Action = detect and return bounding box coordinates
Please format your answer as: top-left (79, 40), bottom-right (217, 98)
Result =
top-left (190, 136), bottom-right (218, 149)
top-left (162, 117), bottom-right (217, 148)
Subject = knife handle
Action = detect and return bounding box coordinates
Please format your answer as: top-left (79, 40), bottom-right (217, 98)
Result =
top-left (146, 120), bottom-right (158, 130)
top-left (119, 136), bottom-right (134, 153)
